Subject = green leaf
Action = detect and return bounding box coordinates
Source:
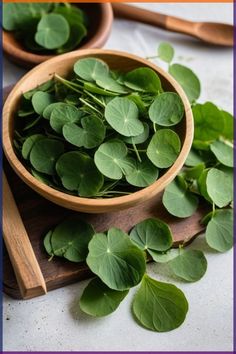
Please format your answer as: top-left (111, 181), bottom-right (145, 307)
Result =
top-left (169, 250), bottom-right (207, 282)
top-left (105, 97), bottom-right (144, 137)
top-left (23, 79), bottom-right (54, 100)
top-left (158, 42), bottom-right (174, 63)
top-left (183, 163), bottom-right (205, 180)
top-left (50, 103), bottom-right (83, 134)
top-left (74, 58), bottom-right (109, 82)
top-left (149, 248), bottom-right (179, 263)
top-left (130, 218), bottom-right (173, 252)
top-left (193, 102), bottom-right (224, 142)
top-left (32, 91), bottom-right (55, 115)
top-left (87, 228), bottom-right (146, 291)
top-left (205, 209), bottom-right (233, 252)
top-left (22, 134), bottom-right (45, 160)
top-left (96, 76), bottom-right (128, 94)
top-left (56, 151), bottom-right (104, 197)
top-left (147, 129), bottom-right (181, 168)
top-left (163, 176), bottom-right (199, 218)
top-left (43, 102), bottom-right (65, 120)
top-left (57, 22), bottom-right (87, 53)
top-left (169, 64), bottom-right (200, 103)
top-left (35, 13), bottom-right (70, 49)
top-left (124, 67), bottom-right (162, 93)
top-left (185, 149), bottom-right (206, 167)
top-left (50, 217), bottom-right (95, 262)
top-left (3, 3), bottom-right (52, 31)
top-left (84, 82), bottom-right (117, 97)
top-left (122, 123), bottom-right (149, 145)
top-left (94, 140), bottom-right (135, 180)
top-left (221, 110), bottom-right (233, 141)
top-left (206, 168), bottom-right (232, 208)
top-left (30, 138), bottom-right (64, 175)
top-left (197, 169), bottom-right (212, 203)
top-left (210, 140), bottom-right (233, 167)
top-left (43, 230), bottom-right (53, 256)
top-left (125, 159), bottom-right (159, 187)
top-left (132, 274), bottom-right (188, 332)
top-left (63, 116), bottom-right (106, 149)
top-left (80, 278), bottom-right (128, 317)
top-left (149, 92), bottom-right (184, 127)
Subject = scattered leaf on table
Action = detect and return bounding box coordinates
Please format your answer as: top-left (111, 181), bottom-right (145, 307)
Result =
top-left (132, 274), bottom-right (188, 332)
top-left (158, 42), bottom-right (174, 63)
top-left (210, 140), bottom-right (233, 167)
top-left (80, 278), bottom-right (129, 317)
top-left (206, 168), bottom-right (232, 208)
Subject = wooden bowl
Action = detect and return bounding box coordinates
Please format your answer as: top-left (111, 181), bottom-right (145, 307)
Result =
top-left (3, 3), bottom-right (113, 68)
top-left (2, 49), bottom-right (193, 213)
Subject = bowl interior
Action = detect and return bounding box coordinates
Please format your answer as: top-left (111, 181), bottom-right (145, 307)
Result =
top-left (3, 50), bottom-right (192, 213)
top-left (3, 4), bottom-right (112, 59)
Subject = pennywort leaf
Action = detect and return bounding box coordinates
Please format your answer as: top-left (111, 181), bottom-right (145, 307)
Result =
top-left (158, 42), bottom-right (174, 63)
top-left (132, 274), bottom-right (188, 332)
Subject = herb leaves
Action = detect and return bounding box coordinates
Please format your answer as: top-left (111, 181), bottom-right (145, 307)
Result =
top-left (14, 57), bottom-right (184, 198)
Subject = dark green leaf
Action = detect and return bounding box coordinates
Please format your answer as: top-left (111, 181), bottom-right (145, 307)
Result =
top-left (124, 67), bottom-right (162, 93)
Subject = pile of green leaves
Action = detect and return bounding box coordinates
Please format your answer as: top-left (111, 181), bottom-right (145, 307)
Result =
top-left (13, 57), bottom-right (185, 198)
top-left (42, 42), bottom-right (234, 333)
top-left (156, 43), bottom-right (234, 253)
top-left (3, 3), bottom-right (88, 54)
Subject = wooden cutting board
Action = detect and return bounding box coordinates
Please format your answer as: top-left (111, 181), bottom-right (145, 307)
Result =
top-left (3, 86), bottom-right (209, 300)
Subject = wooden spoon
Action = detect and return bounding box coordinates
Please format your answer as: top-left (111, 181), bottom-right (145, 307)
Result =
top-left (112, 4), bottom-right (233, 47)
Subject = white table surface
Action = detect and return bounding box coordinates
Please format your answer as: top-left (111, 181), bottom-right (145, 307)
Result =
top-left (3, 3), bottom-right (233, 351)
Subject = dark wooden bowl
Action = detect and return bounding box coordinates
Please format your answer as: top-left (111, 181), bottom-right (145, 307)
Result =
top-left (3, 3), bottom-right (113, 68)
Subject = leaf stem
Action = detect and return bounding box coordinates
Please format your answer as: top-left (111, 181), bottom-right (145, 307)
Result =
top-left (132, 141), bottom-right (142, 162)
top-left (153, 122), bottom-right (157, 132)
top-left (79, 98), bottom-right (102, 115)
top-left (54, 74), bottom-right (83, 94)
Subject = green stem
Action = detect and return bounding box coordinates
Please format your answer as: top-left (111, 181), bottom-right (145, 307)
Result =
top-left (132, 141), bottom-right (142, 162)
top-left (54, 74), bottom-right (83, 94)
top-left (146, 55), bottom-right (158, 60)
top-left (153, 122), bottom-right (157, 132)
top-left (84, 90), bottom-right (106, 108)
top-left (129, 148), bottom-right (146, 153)
top-left (79, 98), bottom-right (102, 115)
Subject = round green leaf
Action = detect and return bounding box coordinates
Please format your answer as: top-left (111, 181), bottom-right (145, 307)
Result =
top-left (193, 102), bottom-right (224, 142)
top-left (43, 102), bottom-right (65, 120)
top-left (206, 168), bottom-right (232, 208)
top-left (22, 134), bottom-right (45, 160)
top-left (50, 217), bottom-right (95, 262)
top-left (87, 228), bottom-right (146, 291)
top-left (149, 248), bottom-right (179, 263)
top-left (74, 58), bottom-right (109, 82)
top-left (130, 218), bottom-right (173, 252)
top-left (210, 140), bottom-right (233, 167)
top-left (35, 14), bottom-right (70, 49)
top-left (96, 76), bottom-right (128, 94)
top-left (30, 138), bottom-right (64, 175)
top-left (124, 67), bottom-right (162, 93)
top-left (56, 151), bottom-right (104, 197)
top-left (147, 129), bottom-right (181, 168)
top-left (205, 209), bottom-right (233, 252)
top-left (80, 278), bottom-right (128, 317)
top-left (94, 140), bottom-right (135, 180)
top-left (105, 97), bottom-right (144, 137)
top-left (183, 163), bottom-right (205, 180)
top-left (32, 91), bottom-right (55, 115)
top-left (122, 123), bottom-right (149, 145)
top-left (43, 230), bottom-right (53, 256)
top-left (185, 149), bottom-right (205, 167)
top-left (132, 274), bottom-right (188, 332)
top-left (63, 116), bottom-right (105, 149)
top-left (50, 103), bottom-right (83, 133)
top-left (57, 22), bottom-right (87, 53)
top-left (169, 63), bottom-right (200, 103)
top-left (169, 250), bottom-right (207, 282)
top-left (197, 169), bottom-right (212, 203)
top-left (158, 42), bottom-right (174, 63)
top-left (125, 159), bottom-right (159, 187)
top-left (149, 92), bottom-right (184, 127)
top-left (221, 110), bottom-right (233, 141)
top-left (163, 176), bottom-right (199, 218)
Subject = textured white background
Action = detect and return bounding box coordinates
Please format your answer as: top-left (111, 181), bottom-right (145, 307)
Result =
top-left (3, 3), bottom-right (233, 351)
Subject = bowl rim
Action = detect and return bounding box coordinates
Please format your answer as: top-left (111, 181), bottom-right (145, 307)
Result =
top-left (3, 49), bottom-right (193, 211)
top-left (2, 3), bottom-right (113, 66)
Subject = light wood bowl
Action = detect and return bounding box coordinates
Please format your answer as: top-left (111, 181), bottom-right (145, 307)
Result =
top-left (3, 3), bottom-right (113, 68)
top-left (3, 49), bottom-right (194, 213)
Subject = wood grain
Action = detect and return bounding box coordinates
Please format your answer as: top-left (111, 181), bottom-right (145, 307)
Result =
top-left (3, 172), bottom-right (47, 299)
top-left (2, 49), bottom-right (193, 213)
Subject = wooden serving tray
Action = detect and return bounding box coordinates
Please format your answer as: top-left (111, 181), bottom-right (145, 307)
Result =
top-left (3, 86), bottom-right (208, 299)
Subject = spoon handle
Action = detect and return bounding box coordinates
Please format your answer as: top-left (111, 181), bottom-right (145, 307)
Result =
top-left (112, 4), bottom-right (194, 37)
top-left (3, 172), bottom-right (47, 299)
